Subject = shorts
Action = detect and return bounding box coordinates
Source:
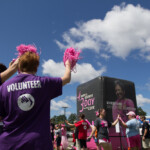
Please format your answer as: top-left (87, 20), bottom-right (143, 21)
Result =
top-left (127, 134), bottom-right (141, 148)
top-left (79, 139), bottom-right (87, 148)
top-left (142, 138), bottom-right (150, 148)
top-left (95, 138), bottom-right (98, 143)
top-left (99, 138), bottom-right (111, 144)
top-left (56, 137), bottom-right (61, 147)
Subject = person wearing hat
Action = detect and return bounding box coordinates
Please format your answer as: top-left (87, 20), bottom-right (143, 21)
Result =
top-left (119, 111), bottom-right (141, 150)
top-left (140, 116), bottom-right (150, 150)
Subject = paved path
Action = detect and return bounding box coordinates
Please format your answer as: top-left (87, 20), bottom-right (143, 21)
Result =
top-left (67, 138), bottom-right (74, 149)
top-left (53, 138), bottom-right (74, 150)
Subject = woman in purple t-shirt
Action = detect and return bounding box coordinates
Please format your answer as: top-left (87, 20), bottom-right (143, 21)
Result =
top-left (0, 45), bottom-right (71, 150)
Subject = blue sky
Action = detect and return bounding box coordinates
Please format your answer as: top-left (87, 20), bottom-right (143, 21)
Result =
top-left (0, 0), bottom-right (150, 117)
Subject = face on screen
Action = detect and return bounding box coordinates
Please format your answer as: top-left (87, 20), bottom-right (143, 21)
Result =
top-left (115, 84), bottom-right (125, 100)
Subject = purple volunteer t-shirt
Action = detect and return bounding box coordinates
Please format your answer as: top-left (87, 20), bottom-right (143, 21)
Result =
top-left (0, 74), bottom-right (2, 85)
top-left (0, 73), bottom-right (62, 150)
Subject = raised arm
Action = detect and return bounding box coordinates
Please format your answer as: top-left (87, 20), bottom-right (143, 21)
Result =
top-left (88, 126), bottom-right (97, 139)
top-left (143, 128), bottom-right (148, 141)
top-left (61, 60), bottom-right (71, 86)
top-left (65, 120), bottom-right (75, 127)
top-left (112, 115), bottom-right (119, 126)
top-left (1, 59), bottom-right (19, 83)
top-left (119, 117), bottom-right (128, 128)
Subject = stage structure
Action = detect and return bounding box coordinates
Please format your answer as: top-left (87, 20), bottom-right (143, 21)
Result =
top-left (77, 76), bottom-right (137, 150)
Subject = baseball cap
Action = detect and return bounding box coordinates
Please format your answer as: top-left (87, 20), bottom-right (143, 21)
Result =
top-left (126, 111), bottom-right (136, 116)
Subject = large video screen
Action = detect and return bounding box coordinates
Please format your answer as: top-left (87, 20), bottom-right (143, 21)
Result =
top-left (77, 76), bottom-right (137, 149)
top-left (104, 78), bottom-right (137, 123)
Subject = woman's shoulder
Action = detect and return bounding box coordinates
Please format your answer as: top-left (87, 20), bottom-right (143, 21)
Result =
top-left (39, 76), bottom-right (62, 82)
top-left (124, 98), bottom-right (134, 105)
top-left (125, 98), bottom-right (132, 101)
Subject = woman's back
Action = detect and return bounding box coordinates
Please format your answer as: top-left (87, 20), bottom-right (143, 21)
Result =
top-left (0, 73), bottom-right (62, 150)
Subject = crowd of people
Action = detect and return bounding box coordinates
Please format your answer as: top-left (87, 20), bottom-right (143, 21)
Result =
top-left (50, 110), bottom-right (150, 150)
top-left (49, 110), bottom-right (150, 150)
top-left (50, 123), bottom-right (69, 150)
top-left (0, 45), bottom-right (150, 150)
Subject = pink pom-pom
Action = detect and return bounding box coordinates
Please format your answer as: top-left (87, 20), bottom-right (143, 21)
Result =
top-left (136, 115), bottom-right (140, 120)
top-left (12, 44), bottom-right (39, 63)
top-left (96, 111), bottom-right (99, 117)
top-left (16, 44), bottom-right (39, 57)
top-left (63, 47), bottom-right (81, 72)
top-left (85, 119), bottom-right (91, 126)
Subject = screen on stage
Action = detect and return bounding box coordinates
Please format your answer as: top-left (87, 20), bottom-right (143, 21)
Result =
top-left (77, 76), bottom-right (137, 149)
top-left (77, 76), bottom-right (137, 125)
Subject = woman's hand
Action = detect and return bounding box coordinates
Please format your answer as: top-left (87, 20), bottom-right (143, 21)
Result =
top-left (61, 60), bottom-right (71, 86)
top-left (142, 136), bottom-right (145, 141)
top-left (1, 58), bottom-right (19, 83)
top-left (117, 114), bottom-right (120, 119)
top-left (65, 60), bottom-right (71, 68)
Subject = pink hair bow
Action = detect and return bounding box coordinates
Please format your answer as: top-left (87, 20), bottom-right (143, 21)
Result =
top-left (96, 111), bottom-right (99, 117)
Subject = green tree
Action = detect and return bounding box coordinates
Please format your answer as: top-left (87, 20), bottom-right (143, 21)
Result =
top-left (68, 113), bottom-right (77, 124)
top-left (51, 115), bottom-right (66, 125)
top-left (137, 107), bottom-right (147, 116)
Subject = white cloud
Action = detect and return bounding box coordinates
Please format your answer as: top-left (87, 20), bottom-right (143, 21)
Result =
top-left (97, 62), bottom-right (102, 67)
top-left (137, 80), bottom-right (150, 91)
top-left (42, 60), bottom-right (64, 77)
top-left (100, 53), bottom-right (110, 60)
top-left (145, 81), bottom-right (150, 91)
top-left (56, 3), bottom-right (150, 60)
top-left (136, 94), bottom-right (150, 106)
top-left (59, 110), bottom-right (72, 116)
top-left (51, 100), bottom-right (70, 111)
top-left (63, 96), bottom-right (76, 102)
top-left (42, 59), bottom-right (106, 84)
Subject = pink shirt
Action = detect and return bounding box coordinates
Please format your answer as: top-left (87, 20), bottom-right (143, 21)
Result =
top-left (61, 128), bottom-right (67, 136)
top-left (112, 98), bottom-right (135, 122)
